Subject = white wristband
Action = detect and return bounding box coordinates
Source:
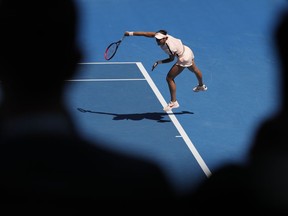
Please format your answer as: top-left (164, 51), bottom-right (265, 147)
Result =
top-left (128, 31), bottom-right (134, 36)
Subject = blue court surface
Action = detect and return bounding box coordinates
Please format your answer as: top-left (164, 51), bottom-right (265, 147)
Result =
top-left (64, 0), bottom-right (287, 195)
top-left (65, 62), bottom-right (210, 194)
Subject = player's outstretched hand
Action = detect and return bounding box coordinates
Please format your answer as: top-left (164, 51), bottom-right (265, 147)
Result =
top-left (125, 31), bottom-right (133, 36)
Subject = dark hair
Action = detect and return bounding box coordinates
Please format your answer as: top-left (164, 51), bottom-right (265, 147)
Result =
top-left (157, 30), bottom-right (167, 35)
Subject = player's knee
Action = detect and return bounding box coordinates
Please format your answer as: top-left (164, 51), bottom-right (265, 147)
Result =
top-left (166, 76), bottom-right (173, 82)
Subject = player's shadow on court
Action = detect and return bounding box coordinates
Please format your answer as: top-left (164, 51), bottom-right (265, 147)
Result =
top-left (77, 108), bottom-right (193, 123)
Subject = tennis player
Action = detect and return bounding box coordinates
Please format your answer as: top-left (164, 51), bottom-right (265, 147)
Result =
top-left (125, 30), bottom-right (207, 111)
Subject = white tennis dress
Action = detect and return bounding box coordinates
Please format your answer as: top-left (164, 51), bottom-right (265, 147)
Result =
top-left (160, 34), bottom-right (194, 67)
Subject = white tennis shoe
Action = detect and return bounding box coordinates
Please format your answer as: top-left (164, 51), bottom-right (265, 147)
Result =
top-left (163, 101), bottom-right (179, 111)
top-left (193, 84), bottom-right (208, 92)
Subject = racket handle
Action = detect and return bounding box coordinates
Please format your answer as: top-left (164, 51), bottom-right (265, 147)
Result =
top-left (152, 61), bottom-right (158, 71)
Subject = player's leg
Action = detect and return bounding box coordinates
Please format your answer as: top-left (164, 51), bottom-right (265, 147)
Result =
top-left (163, 64), bottom-right (184, 111)
top-left (188, 59), bottom-right (207, 92)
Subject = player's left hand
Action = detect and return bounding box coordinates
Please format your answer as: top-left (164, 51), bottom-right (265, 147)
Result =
top-left (151, 61), bottom-right (158, 71)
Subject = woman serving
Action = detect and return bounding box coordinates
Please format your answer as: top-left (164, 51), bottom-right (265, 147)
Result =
top-left (125, 30), bottom-right (207, 111)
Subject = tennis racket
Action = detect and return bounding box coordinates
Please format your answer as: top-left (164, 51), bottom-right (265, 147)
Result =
top-left (104, 34), bottom-right (126, 60)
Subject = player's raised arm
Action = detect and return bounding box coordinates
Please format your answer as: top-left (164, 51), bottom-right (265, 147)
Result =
top-left (124, 31), bottom-right (156, 38)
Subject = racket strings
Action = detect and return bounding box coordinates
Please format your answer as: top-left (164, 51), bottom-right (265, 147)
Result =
top-left (105, 43), bottom-right (118, 60)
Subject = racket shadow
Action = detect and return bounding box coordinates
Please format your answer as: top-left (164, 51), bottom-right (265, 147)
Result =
top-left (77, 108), bottom-right (193, 123)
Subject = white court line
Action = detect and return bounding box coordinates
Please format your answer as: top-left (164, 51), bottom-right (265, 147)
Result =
top-left (136, 62), bottom-right (212, 177)
top-left (66, 79), bottom-right (145, 81)
top-left (78, 62), bottom-right (138, 65)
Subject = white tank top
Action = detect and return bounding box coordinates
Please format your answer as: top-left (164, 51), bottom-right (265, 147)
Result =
top-left (160, 34), bottom-right (184, 57)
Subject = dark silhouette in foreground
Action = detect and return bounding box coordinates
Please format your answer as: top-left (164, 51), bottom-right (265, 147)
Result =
top-left (0, 0), bottom-right (177, 211)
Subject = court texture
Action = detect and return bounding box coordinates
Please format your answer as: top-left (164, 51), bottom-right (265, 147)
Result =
top-left (63, 0), bottom-right (287, 195)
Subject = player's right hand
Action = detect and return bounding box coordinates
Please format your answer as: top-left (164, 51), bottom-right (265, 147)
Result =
top-left (125, 31), bottom-right (133, 36)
